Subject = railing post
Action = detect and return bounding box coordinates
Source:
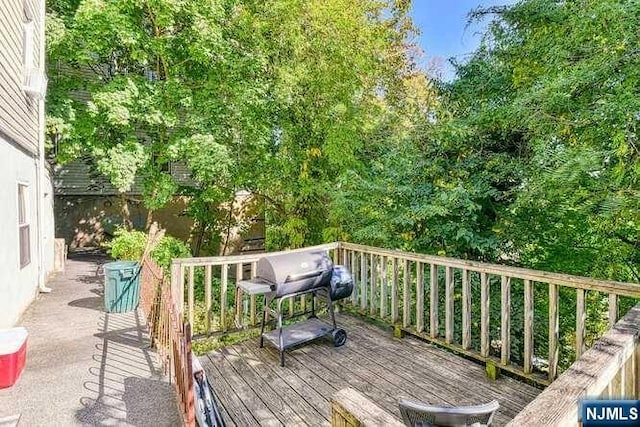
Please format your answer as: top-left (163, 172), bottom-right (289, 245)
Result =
top-left (416, 262), bottom-right (424, 333)
top-left (445, 266), bottom-right (454, 344)
top-left (430, 264), bottom-right (438, 339)
top-left (391, 257), bottom-right (399, 324)
top-left (462, 269), bottom-right (471, 350)
top-left (205, 265), bottom-right (212, 333)
top-left (370, 254), bottom-right (377, 316)
top-left (549, 283), bottom-right (559, 381)
top-left (501, 276), bottom-right (511, 365)
top-left (576, 288), bottom-right (586, 359)
top-left (380, 256), bottom-right (388, 320)
top-left (170, 261), bottom-right (184, 317)
top-left (184, 323), bottom-right (195, 427)
top-left (480, 272), bottom-right (489, 358)
top-left (524, 279), bottom-right (534, 374)
top-left (402, 259), bottom-right (410, 328)
top-left (361, 252), bottom-right (368, 311)
top-left (221, 263), bottom-right (229, 332)
top-left (188, 266), bottom-right (195, 331)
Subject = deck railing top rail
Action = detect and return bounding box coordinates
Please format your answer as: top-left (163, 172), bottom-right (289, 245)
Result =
top-left (339, 242), bottom-right (640, 297)
top-left (173, 242), bottom-right (340, 266)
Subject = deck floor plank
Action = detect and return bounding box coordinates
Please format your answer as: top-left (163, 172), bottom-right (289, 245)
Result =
top-left (221, 345), bottom-right (310, 426)
top-left (342, 318), bottom-right (538, 413)
top-left (200, 313), bottom-right (540, 426)
top-left (200, 353), bottom-right (255, 427)
top-left (236, 341), bottom-right (330, 425)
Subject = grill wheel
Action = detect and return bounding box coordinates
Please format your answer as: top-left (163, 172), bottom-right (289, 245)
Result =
top-left (332, 328), bottom-right (347, 347)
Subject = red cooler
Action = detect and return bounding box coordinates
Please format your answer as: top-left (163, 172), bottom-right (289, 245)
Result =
top-left (0, 327), bottom-right (28, 388)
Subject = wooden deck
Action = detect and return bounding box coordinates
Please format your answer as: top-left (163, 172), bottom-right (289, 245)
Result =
top-left (200, 314), bottom-right (540, 426)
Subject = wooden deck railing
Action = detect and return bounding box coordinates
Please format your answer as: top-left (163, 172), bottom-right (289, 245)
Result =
top-left (140, 256), bottom-right (195, 427)
top-left (506, 303), bottom-right (640, 426)
top-left (170, 241), bottom-right (640, 385)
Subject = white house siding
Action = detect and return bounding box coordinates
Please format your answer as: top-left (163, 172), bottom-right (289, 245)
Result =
top-left (0, 0), bottom-right (55, 327)
top-left (0, 0), bottom-right (43, 154)
top-left (0, 139), bottom-right (52, 327)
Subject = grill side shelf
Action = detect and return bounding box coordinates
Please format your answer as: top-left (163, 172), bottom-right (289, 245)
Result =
top-left (237, 279), bottom-right (273, 295)
top-left (262, 318), bottom-right (333, 350)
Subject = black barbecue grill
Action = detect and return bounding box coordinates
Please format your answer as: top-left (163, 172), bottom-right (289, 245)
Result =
top-left (237, 250), bottom-right (353, 366)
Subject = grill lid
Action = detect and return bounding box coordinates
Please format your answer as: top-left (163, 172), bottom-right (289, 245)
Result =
top-left (256, 250), bottom-right (333, 286)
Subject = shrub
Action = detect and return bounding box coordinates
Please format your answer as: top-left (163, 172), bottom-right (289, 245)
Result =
top-left (151, 236), bottom-right (191, 270)
top-left (104, 227), bottom-right (191, 269)
top-left (104, 228), bottom-right (147, 260)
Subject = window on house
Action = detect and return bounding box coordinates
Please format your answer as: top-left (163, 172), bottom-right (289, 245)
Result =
top-left (18, 184), bottom-right (30, 268)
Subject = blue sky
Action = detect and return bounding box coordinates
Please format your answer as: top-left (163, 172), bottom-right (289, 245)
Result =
top-left (410, 1), bottom-right (515, 80)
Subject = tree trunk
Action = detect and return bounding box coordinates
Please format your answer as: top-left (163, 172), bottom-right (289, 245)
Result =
top-left (120, 193), bottom-right (133, 230)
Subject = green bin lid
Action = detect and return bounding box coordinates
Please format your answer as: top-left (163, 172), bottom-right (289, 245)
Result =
top-left (103, 261), bottom-right (139, 271)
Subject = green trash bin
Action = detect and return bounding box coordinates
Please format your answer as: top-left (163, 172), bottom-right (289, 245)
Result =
top-left (103, 261), bottom-right (141, 313)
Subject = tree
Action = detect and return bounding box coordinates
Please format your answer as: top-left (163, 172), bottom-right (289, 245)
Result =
top-left (449, 0), bottom-right (640, 282)
top-left (47, 0), bottom-right (426, 252)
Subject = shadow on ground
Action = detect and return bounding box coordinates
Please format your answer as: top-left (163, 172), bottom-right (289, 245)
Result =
top-left (76, 308), bottom-right (180, 426)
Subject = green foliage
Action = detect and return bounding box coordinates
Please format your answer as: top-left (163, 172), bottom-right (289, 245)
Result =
top-left (151, 236), bottom-right (192, 270)
top-left (104, 228), bottom-right (191, 270)
top-left (104, 228), bottom-right (147, 261)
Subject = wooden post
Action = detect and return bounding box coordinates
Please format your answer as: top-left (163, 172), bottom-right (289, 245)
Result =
top-left (250, 262), bottom-right (257, 325)
top-left (549, 283), bottom-right (559, 381)
top-left (480, 272), bottom-right (490, 358)
top-left (609, 294), bottom-right (618, 328)
top-left (235, 263), bottom-right (243, 327)
top-left (430, 264), bottom-right (438, 338)
top-left (361, 252), bottom-right (368, 311)
top-left (351, 251), bottom-right (358, 306)
top-left (391, 258), bottom-right (399, 324)
top-left (486, 360), bottom-right (501, 381)
top-left (205, 265), bottom-right (212, 333)
top-left (402, 259), bottom-right (410, 328)
top-left (524, 279), bottom-right (533, 374)
top-left (380, 256), bottom-right (388, 320)
top-left (221, 264), bottom-right (228, 332)
top-left (462, 269), bottom-right (471, 350)
top-left (576, 288), bottom-right (586, 359)
top-left (188, 266), bottom-right (195, 330)
top-left (501, 276), bottom-right (511, 365)
top-left (370, 254), bottom-right (377, 316)
top-left (445, 266), bottom-right (454, 344)
top-left (416, 262), bottom-right (424, 333)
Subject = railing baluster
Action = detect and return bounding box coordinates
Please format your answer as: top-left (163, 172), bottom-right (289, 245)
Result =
top-left (430, 264), bottom-right (438, 338)
top-left (370, 254), bottom-right (377, 316)
top-left (549, 283), bottom-right (559, 380)
top-left (380, 256), bottom-right (388, 320)
top-left (403, 259), bottom-right (410, 328)
top-left (188, 266), bottom-right (195, 329)
top-left (480, 272), bottom-right (489, 357)
top-left (445, 266), bottom-right (454, 344)
top-left (609, 294), bottom-right (618, 328)
top-left (235, 263), bottom-right (243, 327)
top-left (361, 252), bottom-right (368, 311)
top-left (501, 276), bottom-right (511, 365)
top-left (391, 257), bottom-right (399, 324)
top-left (205, 265), bottom-right (212, 333)
top-left (250, 262), bottom-right (257, 325)
top-left (221, 263), bottom-right (228, 332)
top-left (462, 269), bottom-right (471, 350)
top-left (350, 250), bottom-right (358, 306)
top-left (524, 279), bottom-right (533, 374)
top-left (576, 288), bottom-right (586, 359)
top-left (416, 262), bottom-right (424, 333)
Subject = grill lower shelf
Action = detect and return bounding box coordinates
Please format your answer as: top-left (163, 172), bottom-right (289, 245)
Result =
top-left (262, 317), bottom-right (333, 350)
